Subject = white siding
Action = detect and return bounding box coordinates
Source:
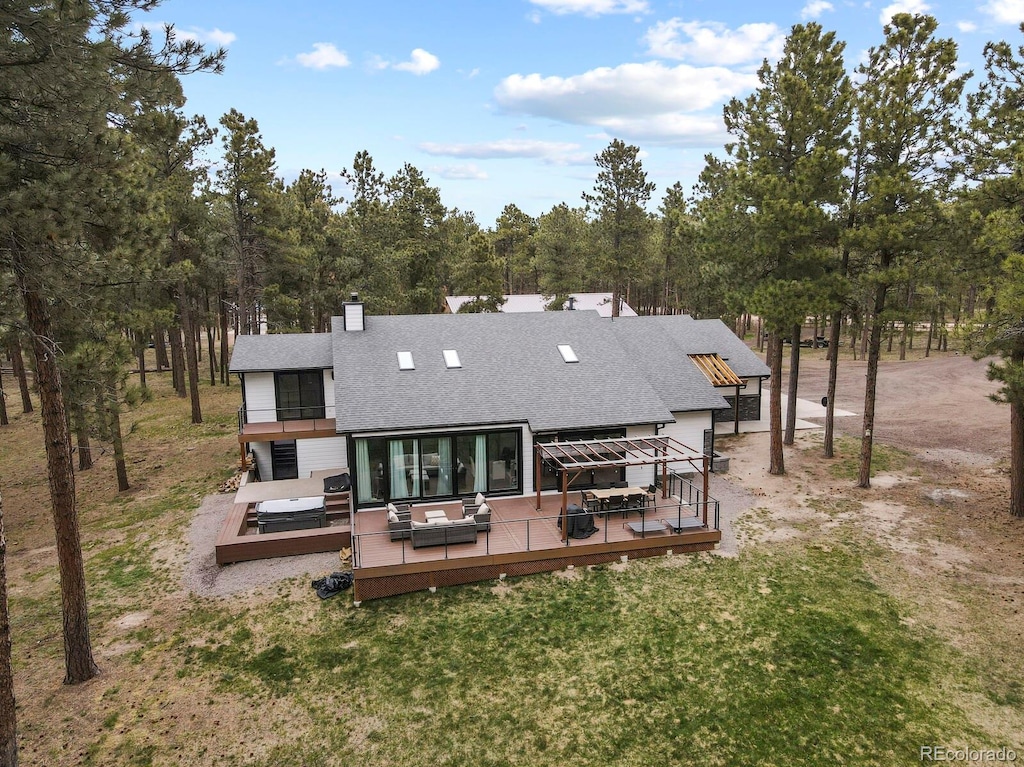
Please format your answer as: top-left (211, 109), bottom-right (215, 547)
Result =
top-left (251, 442), bottom-right (274, 480)
top-left (659, 410), bottom-right (713, 474)
top-left (244, 372), bottom-right (277, 423)
top-left (297, 437), bottom-right (348, 477)
top-left (625, 425), bottom-right (659, 487)
top-left (322, 369), bottom-right (336, 419)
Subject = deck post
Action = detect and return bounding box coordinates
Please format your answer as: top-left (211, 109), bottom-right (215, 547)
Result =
top-left (535, 444), bottom-right (542, 511)
top-left (702, 453), bottom-right (709, 526)
top-left (734, 383), bottom-right (741, 435)
top-left (661, 459), bottom-right (668, 499)
top-left (239, 441), bottom-right (247, 471)
top-left (560, 469), bottom-right (568, 542)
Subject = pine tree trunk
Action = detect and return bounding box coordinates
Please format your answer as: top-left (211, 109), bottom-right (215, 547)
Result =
top-left (136, 341), bottom-right (146, 389)
top-left (107, 398), bottom-right (129, 492)
top-left (784, 323), bottom-right (800, 446)
top-left (1012, 380), bottom-right (1024, 518)
top-left (824, 310), bottom-right (843, 459)
top-left (178, 286), bottom-right (203, 424)
top-left (207, 325), bottom-right (217, 387)
top-left (220, 290), bottom-right (230, 385)
top-left (0, 370), bottom-right (7, 426)
top-left (8, 341), bottom-right (32, 414)
top-left (17, 275), bottom-right (99, 684)
top-left (858, 279), bottom-right (889, 489)
top-left (0, 491), bottom-right (18, 767)
top-left (153, 326), bottom-right (169, 372)
top-left (168, 327), bottom-right (186, 398)
top-left (768, 331), bottom-right (785, 475)
top-left (72, 401), bottom-right (92, 472)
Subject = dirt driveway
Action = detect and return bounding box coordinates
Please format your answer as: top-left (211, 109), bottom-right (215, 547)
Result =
top-left (792, 352), bottom-right (1008, 467)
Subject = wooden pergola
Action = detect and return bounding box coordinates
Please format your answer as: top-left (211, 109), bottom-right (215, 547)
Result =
top-left (534, 435), bottom-right (709, 541)
top-left (689, 353), bottom-right (745, 435)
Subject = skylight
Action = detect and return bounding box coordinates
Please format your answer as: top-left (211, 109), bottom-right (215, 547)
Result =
top-left (557, 344), bottom-right (579, 363)
top-left (443, 349), bottom-right (462, 369)
top-left (397, 351), bottom-right (415, 370)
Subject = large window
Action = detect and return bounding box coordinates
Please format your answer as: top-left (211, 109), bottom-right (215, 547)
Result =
top-left (536, 428), bottom-right (626, 490)
top-left (275, 370), bottom-right (325, 421)
top-left (354, 429), bottom-right (521, 507)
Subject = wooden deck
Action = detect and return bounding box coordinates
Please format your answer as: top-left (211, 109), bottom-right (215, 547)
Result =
top-left (351, 493), bottom-right (721, 602)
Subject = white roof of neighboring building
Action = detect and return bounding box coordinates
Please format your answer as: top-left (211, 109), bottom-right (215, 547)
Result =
top-left (444, 293), bottom-right (638, 317)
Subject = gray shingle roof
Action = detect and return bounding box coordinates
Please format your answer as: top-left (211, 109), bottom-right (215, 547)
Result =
top-left (332, 311), bottom-right (675, 433)
top-left (606, 317), bottom-right (732, 412)
top-left (228, 332), bottom-right (333, 373)
top-left (650, 316), bottom-right (771, 379)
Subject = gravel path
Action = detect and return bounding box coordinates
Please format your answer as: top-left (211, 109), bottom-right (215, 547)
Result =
top-left (182, 493), bottom-right (341, 599)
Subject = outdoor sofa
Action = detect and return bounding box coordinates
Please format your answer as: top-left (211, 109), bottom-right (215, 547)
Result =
top-left (410, 516), bottom-right (478, 548)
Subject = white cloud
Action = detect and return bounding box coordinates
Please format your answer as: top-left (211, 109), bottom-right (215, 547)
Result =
top-left (419, 139), bottom-right (590, 165)
top-left (528, 0), bottom-right (649, 16)
top-left (878, 0), bottom-right (931, 25)
top-left (393, 48), bottom-right (441, 75)
top-left (137, 22), bottom-right (236, 47)
top-left (497, 61), bottom-right (756, 119)
top-left (430, 164), bottom-right (489, 180)
top-left (957, 20), bottom-right (979, 32)
top-left (494, 61), bottom-right (753, 146)
top-left (644, 19), bottom-right (785, 66)
top-left (295, 42), bottom-right (350, 70)
top-left (801, 1), bottom-right (834, 19)
top-left (981, 0), bottom-right (1024, 24)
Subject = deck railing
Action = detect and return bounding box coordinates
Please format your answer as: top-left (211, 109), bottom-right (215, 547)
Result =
top-left (237, 404), bottom-right (337, 431)
top-left (352, 492), bottom-right (720, 570)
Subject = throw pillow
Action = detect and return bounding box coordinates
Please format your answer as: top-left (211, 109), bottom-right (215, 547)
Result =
top-left (475, 492), bottom-right (486, 506)
top-left (387, 510), bottom-right (399, 523)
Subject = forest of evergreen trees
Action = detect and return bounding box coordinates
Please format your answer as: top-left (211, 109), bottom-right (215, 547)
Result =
top-left (4, 4), bottom-right (1024, 755)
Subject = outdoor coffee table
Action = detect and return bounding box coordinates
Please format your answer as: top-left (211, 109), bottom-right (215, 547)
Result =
top-left (423, 510), bottom-right (448, 522)
top-left (625, 520), bottom-right (666, 536)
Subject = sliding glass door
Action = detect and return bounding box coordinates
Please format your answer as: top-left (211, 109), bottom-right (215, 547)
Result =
top-left (353, 429), bottom-right (521, 508)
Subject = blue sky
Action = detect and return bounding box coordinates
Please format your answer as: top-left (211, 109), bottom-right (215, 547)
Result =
top-left (149, 0), bottom-right (1022, 225)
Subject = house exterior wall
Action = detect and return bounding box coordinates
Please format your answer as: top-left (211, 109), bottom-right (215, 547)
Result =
top-left (714, 377), bottom-right (763, 423)
top-left (243, 372), bottom-right (277, 424)
top-left (658, 410), bottom-right (713, 475)
top-left (242, 369), bottom-right (335, 423)
top-left (625, 424), bottom-right (659, 487)
top-left (296, 436), bottom-right (348, 476)
top-left (252, 442), bottom-right (273, 480)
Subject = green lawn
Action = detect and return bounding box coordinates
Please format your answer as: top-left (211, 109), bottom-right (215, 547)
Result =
top-left (172, 541), bottom-right (981, 767)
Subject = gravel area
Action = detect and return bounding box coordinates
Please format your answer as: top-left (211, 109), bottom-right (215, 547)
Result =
top-left (182, 493), bottom-right (341, 599)
top-left (708, 472), bottom-right (757, 556)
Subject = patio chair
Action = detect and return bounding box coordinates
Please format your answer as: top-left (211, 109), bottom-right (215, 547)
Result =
top-left (643, 484), bottom-right (657, 508)
top-left (611, 480), bottom-right (629, 488)
top-left (623, 493), bottom-right (645, 518)
top-left (581, 491), bottom-right (602, 516)
top-left (605, 494), bottom-right (624, 516)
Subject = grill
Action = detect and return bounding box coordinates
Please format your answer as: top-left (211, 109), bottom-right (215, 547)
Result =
top-left (256, 496), bottom-right (327, 534)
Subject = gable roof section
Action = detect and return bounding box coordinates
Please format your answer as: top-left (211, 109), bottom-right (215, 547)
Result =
top-left (649, 316), bottom-right (770, 379)
top-left (229, 332), bottom-right (333, 373)
top-left (606, 316), bottom-right (731, 413)
top-left (332, 311), bottom-right (673, 434)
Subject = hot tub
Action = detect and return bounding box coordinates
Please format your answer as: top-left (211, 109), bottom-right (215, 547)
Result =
top-left (255, 496), bottom-right (327, 534)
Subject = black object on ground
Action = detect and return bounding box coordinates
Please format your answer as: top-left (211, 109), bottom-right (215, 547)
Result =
top-left (312, 571), bottom-right (353, 599)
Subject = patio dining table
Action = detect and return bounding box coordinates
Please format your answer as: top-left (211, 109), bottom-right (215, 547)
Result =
top-left (584, 486), bottom-right (652, 515)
